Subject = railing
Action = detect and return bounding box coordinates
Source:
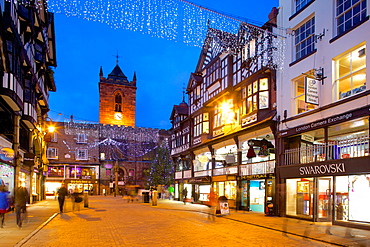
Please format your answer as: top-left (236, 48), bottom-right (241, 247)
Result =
top-left (284, 135), bottom-right (369, 166)
top-left (194, 170), bottom-right (211, 177)
top-left (213, 166), bottom-right (238, 176)
top-left (3, 73), bottom-right (24, 102)
top-left (175, 170), bottom-right (192, 179)
top-left (240, 160), bottom-right (275, 176)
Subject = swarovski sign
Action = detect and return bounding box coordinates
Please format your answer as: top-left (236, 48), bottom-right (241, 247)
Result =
top-left (299, 163), bottom-right (345, 176)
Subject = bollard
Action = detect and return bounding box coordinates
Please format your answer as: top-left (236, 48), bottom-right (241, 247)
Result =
top-left (84, 190), bottom-right (89, 208)
top-left (152, 190), bottom-right (158, 206)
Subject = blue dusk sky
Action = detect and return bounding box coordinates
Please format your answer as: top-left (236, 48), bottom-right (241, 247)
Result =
top-left (48, 0), bottom-right (279, 130)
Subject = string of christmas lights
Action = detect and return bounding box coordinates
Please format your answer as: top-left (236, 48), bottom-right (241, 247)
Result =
top-left (6, 0), bottom-right (285, 69)
top-left (62, 120), bottom-right (160, 160)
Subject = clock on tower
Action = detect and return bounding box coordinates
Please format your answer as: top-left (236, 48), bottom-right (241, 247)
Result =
top-left (114, 112), bottom-right (123, 120)
top-left (99, 62), bottom-right (137, 127)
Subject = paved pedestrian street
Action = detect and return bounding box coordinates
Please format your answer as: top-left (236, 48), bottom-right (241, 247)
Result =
top-left (10, 197), bottom-right (345, 246)
top-left (2, 196), bottom-right (369, 247)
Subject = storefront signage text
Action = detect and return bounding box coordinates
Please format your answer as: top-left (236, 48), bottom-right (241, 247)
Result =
top-left (299, 163), bottom-right (346, 176)
top-left (241, 113), bottom-right (257, 127)
top-left (295, 113), bottom-right (353, 134)
top-left (67, 180), bottom-right (95, 184)
top-left (0, 147), bottom-right (15, 162)
top-left (305, 77), bottom-right (319, 105)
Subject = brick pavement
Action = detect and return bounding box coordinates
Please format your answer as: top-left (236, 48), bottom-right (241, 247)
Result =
top-left (0, 196), bottom-right (369, 247)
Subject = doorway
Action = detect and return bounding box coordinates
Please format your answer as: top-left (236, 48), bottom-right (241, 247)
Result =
top-left (316, 177), bottom-right (332, 222)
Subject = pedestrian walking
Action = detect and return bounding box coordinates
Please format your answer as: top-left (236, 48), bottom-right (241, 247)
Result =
top-left (207, 191), bottom-right (218, 221)
top-left (0, 185), bottom-right (10, 228)
top-left (57, 184), bottom-right (68, 213)
top-left (14, 186), bottom-right (29, 228)
top-left (182, 187), bottom-right (188, 205)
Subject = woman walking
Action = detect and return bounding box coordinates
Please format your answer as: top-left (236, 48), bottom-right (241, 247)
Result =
top-left (0, 185), bottom-right (10, 228)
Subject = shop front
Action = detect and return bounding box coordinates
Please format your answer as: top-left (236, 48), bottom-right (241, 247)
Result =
top-left (279, 107), bottom-right (370, 228)
top-left (240, 174), bottom-right (275, 213)
top-left (64, 179), bottom-right (98, 194)
top-left (279, 157), bottom-right (370, 228)
top-left (0, 162), bottom-right (15, 195)
top-left (189, 176), bottom-right (211, 203)
top-left (212, 175), bottom-right (237, 208)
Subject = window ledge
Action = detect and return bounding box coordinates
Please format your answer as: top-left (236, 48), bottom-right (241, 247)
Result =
top-left (289, 0), bottom-right (315, 21)
top-left (330, 17), bottom-right (369, 44)
top-left (289, 49), bottom-right (317, 67)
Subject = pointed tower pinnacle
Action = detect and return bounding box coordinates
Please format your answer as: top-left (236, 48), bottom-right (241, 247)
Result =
top-left (99, 66), bottom-right (104, 80)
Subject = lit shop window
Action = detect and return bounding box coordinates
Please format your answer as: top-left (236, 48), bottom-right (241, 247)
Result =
top-left (293, 75), bottom-right (318, 114)
top-left (48, 166), bottom-right (65, 177)
top-left (333, 45), bottom-right (366, 101)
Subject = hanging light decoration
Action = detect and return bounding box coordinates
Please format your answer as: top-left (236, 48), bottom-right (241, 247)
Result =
top-left (7, 0), bottom-right (285, 69)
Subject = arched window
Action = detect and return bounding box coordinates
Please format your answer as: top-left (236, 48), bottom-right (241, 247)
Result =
top-left (115, 93), bottom-right (122, 112)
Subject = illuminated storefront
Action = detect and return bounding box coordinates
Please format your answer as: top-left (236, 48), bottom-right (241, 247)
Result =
top-left (279, 107), bottom-right (370, 228)
top-left (0, 163), bottom-right (14, 194)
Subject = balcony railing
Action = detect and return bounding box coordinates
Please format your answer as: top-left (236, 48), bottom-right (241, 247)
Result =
top-left (284, 135), bottom-right (369, 166)
top-left (213, 166), bottom-right (238, 176)
top-left (240, 160), bottom-right (275, 176)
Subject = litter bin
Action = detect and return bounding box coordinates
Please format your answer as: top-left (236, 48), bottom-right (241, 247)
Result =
top-left (142, 192), bottom-right (150, 203)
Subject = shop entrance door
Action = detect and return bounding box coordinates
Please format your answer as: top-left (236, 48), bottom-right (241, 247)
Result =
top-left (316, 177), bottom-right (332, 222)
top-left (249, 180), bottom-right (265, 212)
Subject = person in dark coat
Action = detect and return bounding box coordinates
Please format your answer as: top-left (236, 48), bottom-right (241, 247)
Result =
top-left (14, 186), bottom-right (29, 228)
top-left (0, 185), bottom-right (10, 228)
top-left (57, 184), bottom-right (68, 213)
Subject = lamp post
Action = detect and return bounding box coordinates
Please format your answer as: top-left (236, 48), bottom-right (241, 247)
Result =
top-left (114, 160), bottom-right (119, 197)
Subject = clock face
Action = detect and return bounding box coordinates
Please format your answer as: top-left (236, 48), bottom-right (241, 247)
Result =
top-left (114, 112), bottom-right (123, 120)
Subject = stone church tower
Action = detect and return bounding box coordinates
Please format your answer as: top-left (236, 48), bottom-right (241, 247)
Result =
top-left (99, 62), bottom-right (136, 127)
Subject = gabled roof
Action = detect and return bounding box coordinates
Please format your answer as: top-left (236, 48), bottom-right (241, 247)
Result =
top-left (170, 101), bottom-right (189, 120)
top-left (187, 28), bottom-right (236, 91)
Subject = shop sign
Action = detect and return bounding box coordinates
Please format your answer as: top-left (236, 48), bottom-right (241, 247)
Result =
top-left (279, 106), bottom-right (370, 137)
top-left (23, 153), bottom-right (35, 166)
top-left (188, 176), bottom-right (210, 183)
top-left (213, 128), bottom-right (224, 138)
top-left (104, 164), bottom-right (113, 169)
top-left (0, 147), bottom-right (15, 162)
top-left (301, 134), bottom-right (314, 143)
top-left (305, 77), bottom-right (319, 105)
top-left (240, 173), bottom-right (274, 180)
top-left (67, 180), bottom-right (94, 184)
top-left (241, 113), bottom-right (257, 127)
top-left (212, 175), bottom-right (236, 182)
top-left (299, 163), bottom-right (345, 176)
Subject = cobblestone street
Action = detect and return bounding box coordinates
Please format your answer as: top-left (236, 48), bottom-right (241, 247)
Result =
top-left (12, 196), bottom-right (354, 247)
